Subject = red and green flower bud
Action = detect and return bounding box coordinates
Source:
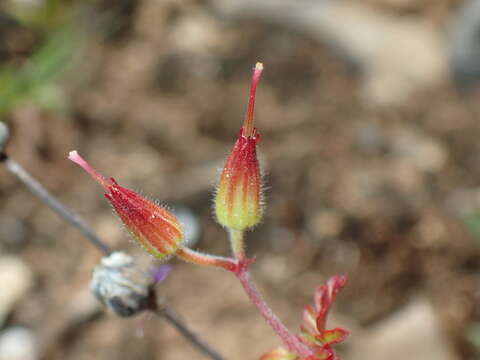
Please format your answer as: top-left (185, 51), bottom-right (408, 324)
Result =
top-left (68, 151), bottom-right (183, 259)
top-left (215, 62), bottom-right (264, 231)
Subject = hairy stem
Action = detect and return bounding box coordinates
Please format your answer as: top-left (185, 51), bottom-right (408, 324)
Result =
top-left (176, 247), bottom-right (237, 271)
top-left (229, 229), bottom-right (245, 260)
top-left (235, 266), bottom-right (313, 358)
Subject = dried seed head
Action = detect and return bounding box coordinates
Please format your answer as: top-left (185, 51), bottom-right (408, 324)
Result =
top-left (90, 252), bottom-right (155, 317)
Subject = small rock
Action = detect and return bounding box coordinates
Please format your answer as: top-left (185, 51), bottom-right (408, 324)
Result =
top-left (0, 256), bottom-right (33, 326)
top-left (0, 122), bottom-right (9, 153)
top-left (350, 298), bottom-right (458, 360)
top-left (214, 0), bottom-right (448, 106)
top-left (0, 327), bottom-right (37, 360)
top-left (449, 0), bottom-right (480, 90)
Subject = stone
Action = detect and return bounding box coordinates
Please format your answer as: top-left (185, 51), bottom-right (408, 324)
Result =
top-left (0, 256), bottom-right (33, 326)
top-left (214, 0), bottom-right (448, 106)
top-left (350, 298), bottom-right (458, 360)
top-left (0, 327), bottom-right (37, 360)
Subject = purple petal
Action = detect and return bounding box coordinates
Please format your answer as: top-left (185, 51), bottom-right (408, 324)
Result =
top-left (151, 265), bottom-right (172, 284)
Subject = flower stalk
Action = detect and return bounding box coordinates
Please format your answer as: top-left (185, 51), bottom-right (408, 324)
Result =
top-left (236, 263), bottom-right (314, 358)
top-left (176, 247), bottom-right (237, 271)
top-left (65, 62), bottom-right (349, 359)
top-left (229, 229), bottom-right (245, 260)
top-left (0, 123), bottom-right (224, 360)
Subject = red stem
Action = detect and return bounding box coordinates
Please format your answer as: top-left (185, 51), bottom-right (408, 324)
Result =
top-left (176, 247), bottom-right (237, 271)
top-left (235, 266), bottom-right (313, 358)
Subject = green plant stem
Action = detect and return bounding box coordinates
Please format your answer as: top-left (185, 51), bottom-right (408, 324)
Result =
top-left (229, 229), bottom-right (245, 260)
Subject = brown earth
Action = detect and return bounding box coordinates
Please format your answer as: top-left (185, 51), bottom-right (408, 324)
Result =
top-left (2, 0), bottom-right (480, 359)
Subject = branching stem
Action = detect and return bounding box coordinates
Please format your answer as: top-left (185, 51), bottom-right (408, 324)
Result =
top-left (235, 263), bottom-right (313, 358)
top-left (0, 151), bottom-right (225, 360)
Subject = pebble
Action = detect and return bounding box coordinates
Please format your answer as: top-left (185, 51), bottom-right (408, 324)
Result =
top-left (449, 0), bottom-right (480, 89)
top-left (0, 122), bottom-right (9, 153)
top-left (0, 327), bottom-right (37, 360)
top-left (350, 298), bottom-right (458, 360)
top-left (214, 0), bottom-right (448, 106)
top-left (0, 256), bottom-right (33, 326)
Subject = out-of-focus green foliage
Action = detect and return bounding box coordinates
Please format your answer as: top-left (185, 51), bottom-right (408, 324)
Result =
top-left (0, 0), bottom-right (86, 119)
top-left (462, 214), bottom-right (480, 244)
top-left (0, 27), bottom-right (79, 117)
top-left (3, 0), bottom-right (67, 30)
top-left (467, 323), bottom-right (480, 355)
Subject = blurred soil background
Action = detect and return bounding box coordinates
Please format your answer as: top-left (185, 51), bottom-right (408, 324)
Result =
top-left (4, 0), bottom-right (480, 359)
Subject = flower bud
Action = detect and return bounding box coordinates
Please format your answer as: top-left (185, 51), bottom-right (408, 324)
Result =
top-left (68, 151), bottom-right (183, 259)
top-left (215, 63), bottom-right (264, 231)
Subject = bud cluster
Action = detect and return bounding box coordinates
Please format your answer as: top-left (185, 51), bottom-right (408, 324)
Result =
top-left (68, 62), bottom-right (349, 360)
